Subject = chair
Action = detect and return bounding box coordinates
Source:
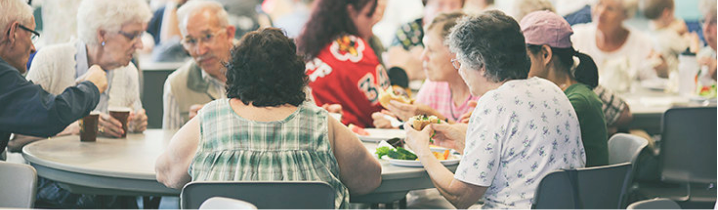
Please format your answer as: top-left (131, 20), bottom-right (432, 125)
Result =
top-left (532, 162), bottom-right (632, 209)
top-left (181, 181), bottom-right (335, 209)
top-left (627, 198), bottom-right (681, 209)
top-left (635, 107), bottom-right (717, 206)
top-left (0, 161), bottom-right (37, 208)
top-left (608, 133), bottom-right (648, 165)
top-left (199, 197), bottom-right (257, 209)
top-left (608, 133), bottom-right (649, 207)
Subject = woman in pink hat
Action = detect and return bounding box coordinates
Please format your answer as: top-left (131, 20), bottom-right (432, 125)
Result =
top-left (520, 10), bottom-right (608, 167)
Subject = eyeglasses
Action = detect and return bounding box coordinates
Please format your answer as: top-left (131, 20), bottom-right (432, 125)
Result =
top-left (181, 30), bottom-right (225, 48)
top-left (16, 24), bottom-right (40, 44)
top-left (451, 58), bottom-right (461, 70)
top-left (117, 30), bottom-right (143, 42)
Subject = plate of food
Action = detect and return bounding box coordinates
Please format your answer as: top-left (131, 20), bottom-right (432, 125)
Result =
top-left (350, 125), bottom-right (406, 142)
top-left (374, 141), bottom-right (460, 167)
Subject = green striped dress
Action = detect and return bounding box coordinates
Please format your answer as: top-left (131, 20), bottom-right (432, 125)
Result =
top-left (189, 98), bottom-right (349, 208)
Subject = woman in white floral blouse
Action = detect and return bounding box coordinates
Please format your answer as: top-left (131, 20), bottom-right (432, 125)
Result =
top-left (404, 10), bottom-right (586, 209)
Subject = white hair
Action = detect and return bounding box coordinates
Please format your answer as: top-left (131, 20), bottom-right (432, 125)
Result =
top-left (177, 0), bottom-right (230, 36)
top-left (76, 0), bottom-right (152, 46)
top-left (0, 0), bottom-right (34, 40)
top-left (700, 0), bottom-right (717, 20)
top-left (512, 0), bottom-right (555, 22)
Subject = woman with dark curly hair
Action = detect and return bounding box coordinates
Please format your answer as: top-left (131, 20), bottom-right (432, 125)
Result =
top-left (156, 28), bottom-right (382, 208)
top-left (297, 0), bottom-right (391, 128)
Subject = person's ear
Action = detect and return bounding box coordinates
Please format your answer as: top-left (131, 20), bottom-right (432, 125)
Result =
top-left (97, 29), bottom-right (107, 46)
top-left (3, 22), bottom-right (20, 44)
top-left (542, 45), bottom-right (553, 66)
top-left (347, 4), bottom-right (357, 18)
top-left (225, 25), bottom-right (236, 41)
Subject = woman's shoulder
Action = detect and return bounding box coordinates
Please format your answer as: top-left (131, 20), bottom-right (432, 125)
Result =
top-left (320, 34), bottom-right (374, 64)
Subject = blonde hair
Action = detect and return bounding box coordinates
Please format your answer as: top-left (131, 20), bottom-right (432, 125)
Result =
top-left (700, 0), bottom-right (717, 21)
top-left (0, 0), bottom-right (33, 40)
top-left (513, 0), bottom-right (555, 22)
top-left (76, 0), bottom-right (152, 46)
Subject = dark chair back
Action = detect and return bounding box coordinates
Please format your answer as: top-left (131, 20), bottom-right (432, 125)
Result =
top-left (533, 162), bottom-right (632, 209)
top-left (660, 107), bottom-right (717, 184)
top-left (181, 181), bottom-right (335, 209)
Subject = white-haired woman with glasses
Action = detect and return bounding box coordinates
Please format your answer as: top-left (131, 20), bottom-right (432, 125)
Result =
top-left (17, 0), bottom-right (151, 208)
top-left (25, 0), bottom-right (152, 140)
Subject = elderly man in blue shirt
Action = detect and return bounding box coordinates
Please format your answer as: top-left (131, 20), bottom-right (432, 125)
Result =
top-left (0, 0), bottom-right (107, 156)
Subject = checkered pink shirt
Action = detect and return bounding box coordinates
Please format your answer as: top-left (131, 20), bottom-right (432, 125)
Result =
top-left (415, 80), bottom-right (480, 122)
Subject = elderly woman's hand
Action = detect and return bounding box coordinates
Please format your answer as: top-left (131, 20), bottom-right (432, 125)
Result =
top-left (372, 111), bottom-right (397, 129)
top-left (403, 121), bottom-right (433, 156)
top-left (431, 123), bottom-right (468, 154)
top-left (128, 109), bottom-right (148, 133)
top-left (98, 113), bottom-right (124, 138)
top-left (386, 100), bottom-right (421, 121)
top-left (457, 100), bottom-right (478, 124)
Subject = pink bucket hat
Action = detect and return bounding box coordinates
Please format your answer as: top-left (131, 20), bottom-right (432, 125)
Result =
top-left (520, 10), bottom-right (573, 48)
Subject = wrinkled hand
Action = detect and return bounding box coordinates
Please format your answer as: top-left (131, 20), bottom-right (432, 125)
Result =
top-left (648, 51), bottom-right (669, 78)
top-left (189, 104), bottom-right (204, 119)
top-left (372, 110), bottom-right (399, 129)
top-left (386, 100), bottom-right (420, 121)
top-left (82, 65), bottom-right (108, 93)
top-left (457, 101), bottom-right (478, 124)
top-left (431, 123), bottom-right (468, 154)
top-left (698, 56), bottom-right (717, 80)
top-left (57, 121), bottom-right (81, 136)
top-left (321, 104), bottom-right (343, 114)
top-left (403, 121), bottom-right (433, 155)
top-left (99, 113), bottom-right (124, 138)
top-left (128, 109), bottom-right (148, 133)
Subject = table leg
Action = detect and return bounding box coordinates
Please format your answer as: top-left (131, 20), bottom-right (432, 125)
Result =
top-left (385, 202), bottom-right (394, 208)
top-left (142, 196), bottom-right (161, 209)
top-left (399, 197), bottom-right (407, 209)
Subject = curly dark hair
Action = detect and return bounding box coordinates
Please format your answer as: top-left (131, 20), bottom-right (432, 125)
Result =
top-left (296, 0), bottom-right (377, 60)
top-left (225, 27), bottom-right (307, 107)
top-left (448, 10), bottom-right (530, 83)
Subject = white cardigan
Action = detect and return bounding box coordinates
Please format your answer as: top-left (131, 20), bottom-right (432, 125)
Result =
top-left (26, 40), bottom-right (143, 113)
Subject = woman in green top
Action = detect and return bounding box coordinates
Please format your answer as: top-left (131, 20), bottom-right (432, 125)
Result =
top-left (155, 28), bottom-right (382, 208)
top-left (520, 11), bottom-right (609, 167)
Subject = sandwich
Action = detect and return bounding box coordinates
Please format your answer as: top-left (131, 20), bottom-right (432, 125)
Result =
top-left (378, 86), bottom-right (413, 109)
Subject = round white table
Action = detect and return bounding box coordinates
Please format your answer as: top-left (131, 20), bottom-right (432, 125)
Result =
top-left (22, 129), bottom-right (455, 204)
top-left (619, 87), bottom-right (715, 134)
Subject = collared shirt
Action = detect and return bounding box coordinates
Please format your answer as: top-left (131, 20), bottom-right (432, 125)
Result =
top-left (163, 67), bottom-right (226, 130)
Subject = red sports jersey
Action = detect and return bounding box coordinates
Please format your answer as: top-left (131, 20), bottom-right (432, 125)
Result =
top-left (306, 35), bottom-right (390, 128)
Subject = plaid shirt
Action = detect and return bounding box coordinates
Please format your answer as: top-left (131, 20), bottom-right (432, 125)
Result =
top-left (189, 99), bottom-right (349, 208)
top-left (592, 85), bottom-right (626, 126)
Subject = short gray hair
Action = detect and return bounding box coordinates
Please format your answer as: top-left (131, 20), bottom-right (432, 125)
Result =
top-left (513, 0), bottom-right (555, 22)
top-left (76, 0), bottom-right (152, 46)
top-left (700, 0), bottom-right (717, 21)
top-left (0, 0), bottom-right (33, 40)
top-left (177, 0), bottom-right (230, 37)
top-left (448, 10), bottom-right (530, 83)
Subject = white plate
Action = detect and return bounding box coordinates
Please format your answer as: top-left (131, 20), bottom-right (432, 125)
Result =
top-left (429, 145), bottom-right (450, 152)
top-left (382, 155), bottom-right (461, 167)
top-left (358, 128), bottom-right (406, 142)
top-left (641, 79), bottom-right (667, 91)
